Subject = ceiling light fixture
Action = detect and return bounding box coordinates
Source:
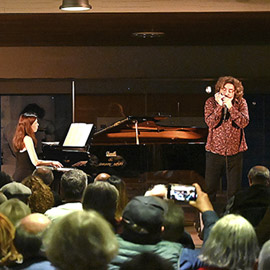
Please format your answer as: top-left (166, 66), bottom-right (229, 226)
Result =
top-left (132, 31), bottom-right (165, 39)
top-left (60, 0), bottom-right (92, 11)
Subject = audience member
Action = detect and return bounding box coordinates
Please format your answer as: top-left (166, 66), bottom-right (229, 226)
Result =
top-left (0, 199), bottom-right (31, 226)
top-left (22, 175), bottom-right (54, 213)
top-left (224, 165), bottom-right (270, 226)
top-left (107, 175), bottom-right (129, 220)
top-left (0, 182), bottom-right (31, 204)
top-left (33, 167), bottom-right (62, 206)
top-left (258, 239), bottom-right (270, 270)
top-left (0, 192), bottom-right (7, 204)
top-left (32, 167), bottom-right (54, 186)
top-left (255, 206), bottom-right (270, 247)
top-left (109, 183), bottom-right (218, 270)
top-left (45, 169), bottom-right (87, 222)
top-left (145, 184), bottom-right (195, 249)
top-left (82, 181), bottom-right (119, 229)
top-left (119, 252), bottom-right (174, 270)
top-left (197, 214), bottom-right (259, 270)
top-left (0, 213), bottom-right (22, 267)
top-left (0, 171), bottom-right (13, 188)
top-left (12, 213), bottom-right (55, 270)
top-left (94, 172), bottom-right (111, 182)
top-left (44, 210), bottom-right (118, 270)
top-left (162, 200), bottom-right (195, 249)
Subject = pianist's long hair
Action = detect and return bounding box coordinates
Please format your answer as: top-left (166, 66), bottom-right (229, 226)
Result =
top-left (13, 113), bottom-right (37, 152)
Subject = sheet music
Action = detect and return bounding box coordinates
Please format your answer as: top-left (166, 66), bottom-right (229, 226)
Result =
top-left (63, 123), bottom-right (93, 147)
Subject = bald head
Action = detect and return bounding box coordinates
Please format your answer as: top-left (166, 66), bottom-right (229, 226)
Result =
top-left (94, 173), bottom-right (111, 182)
top-left (14, 213), bottom-right (52, 259)
top-left (248, 166), bottom-right (270, 186)
top-left (33, 167), bottom-right (54, 186)
top-left (19, 213), bottom-right (51, 234)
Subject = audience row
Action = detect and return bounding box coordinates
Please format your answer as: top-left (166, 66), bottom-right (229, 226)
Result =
top-left (0, 165), bottom-right (269, 270)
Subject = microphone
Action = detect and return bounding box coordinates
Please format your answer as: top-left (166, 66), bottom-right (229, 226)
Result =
top-left (223, 106), bottom-right (227, 120)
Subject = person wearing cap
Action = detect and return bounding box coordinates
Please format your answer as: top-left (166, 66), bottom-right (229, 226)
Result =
top-left (223, 165), bottom-right (270, 227)
top-left (109, 183), bottom-right (218, 270)
top-left (0, 182), bottom-right (32, 204)
top-left (12, 112), bottom-right (62, 182)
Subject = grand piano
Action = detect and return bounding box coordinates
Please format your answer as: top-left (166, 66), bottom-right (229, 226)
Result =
top-left (42, 116), bottom-right (207, 181)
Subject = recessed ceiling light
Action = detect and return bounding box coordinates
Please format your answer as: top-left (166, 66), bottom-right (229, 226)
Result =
top-left (132, 31), bottom-right (165, 38)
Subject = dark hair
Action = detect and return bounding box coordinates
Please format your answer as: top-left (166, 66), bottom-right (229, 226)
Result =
top-left (61, 170), bottom-right (87, 201)
top-left (82, 181), bottom-right (119, 226)
top-left (120, 252), bottom-right (174, 270)
top-left (162, 200), bottom-right (184, 242)
top-left (14, 227), bottom-right (43, 259)
top-left (215, 76), bottom-right (244, 101)
top-left (21, 103), bottom-right (45, 119)
top-left (0, 171), bottom-right (13, 188)
top-left (13, 113), bottom-right (37, 152)
top-left (107, 175), bottom-right (128, 219)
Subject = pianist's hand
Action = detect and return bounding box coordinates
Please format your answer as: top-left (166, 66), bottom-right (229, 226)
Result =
top-left (72, 160), bottom-right (88, 167)
top-left (51, 161), bottom-right (63, 168)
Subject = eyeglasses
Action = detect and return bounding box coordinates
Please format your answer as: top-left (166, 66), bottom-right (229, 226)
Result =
top-left (221, 87), bottom-right (234, 94)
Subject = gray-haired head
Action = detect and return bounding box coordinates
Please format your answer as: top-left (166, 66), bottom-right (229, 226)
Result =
top-left (60, 169), bottom-right (87, 201)
top-left (258, 240), bottom-right (270, 270)
top-left (44, 210), bottom-right (118, 270)
top-left (199, 214), bottom-right (259, 270)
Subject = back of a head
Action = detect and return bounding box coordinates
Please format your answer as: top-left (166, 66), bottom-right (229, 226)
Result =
top-left (162, 200), bottom-right (184, 242)
top-left (258, 240), bottom-right (270, 270)
top-left (94, 173), bottom-right (111, 182)
top-left (44, 210), bottom-right (118, 270)
top-left (119, 252), bottom-right (174, 270)
top-left (107, 175), bottom-right (129, 218)
top-left (0, 213), bottom-right (22, 265)
top-left (61, 169), bottom-right (87, 201)
top-left (248, 165), bottom-right (270, 186)
top-left (0, 198), bottom-right (31, 226)
top-left (0, 192), bottom-right (7, 204)
top-left (121, 196), bottom-right (167, 245)
top-left (33, 167), bottom-right (54, 186)
top-left (14, 213), bottom-right (51, 259)
top-left (0, 182), bottom-right (32, 203)
top-left (82, 181), bottom-right (119, 224)
top-left (0, 171), bottom-right (13, 188)
top-left (22, 175), bottom-right (54, 213)
top-left (200, 214), bottom-right (259, 270)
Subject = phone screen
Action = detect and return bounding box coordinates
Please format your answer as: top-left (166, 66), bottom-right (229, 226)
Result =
top-left (167, 184), bottom-right (197, 202)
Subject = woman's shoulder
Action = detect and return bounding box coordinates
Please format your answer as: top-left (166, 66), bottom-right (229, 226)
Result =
top-left (23, 135), bottom-right (34, 143)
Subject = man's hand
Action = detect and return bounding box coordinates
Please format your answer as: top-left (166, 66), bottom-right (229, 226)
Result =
top-left (189, 183), bottom-right (214, 212)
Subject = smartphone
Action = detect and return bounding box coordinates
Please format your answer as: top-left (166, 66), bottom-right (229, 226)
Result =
top-left (167, 184), bottom-right (197, 202)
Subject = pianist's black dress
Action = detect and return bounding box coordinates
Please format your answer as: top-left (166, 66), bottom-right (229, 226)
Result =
top-left (13, 150), bottom-right (35, 182)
